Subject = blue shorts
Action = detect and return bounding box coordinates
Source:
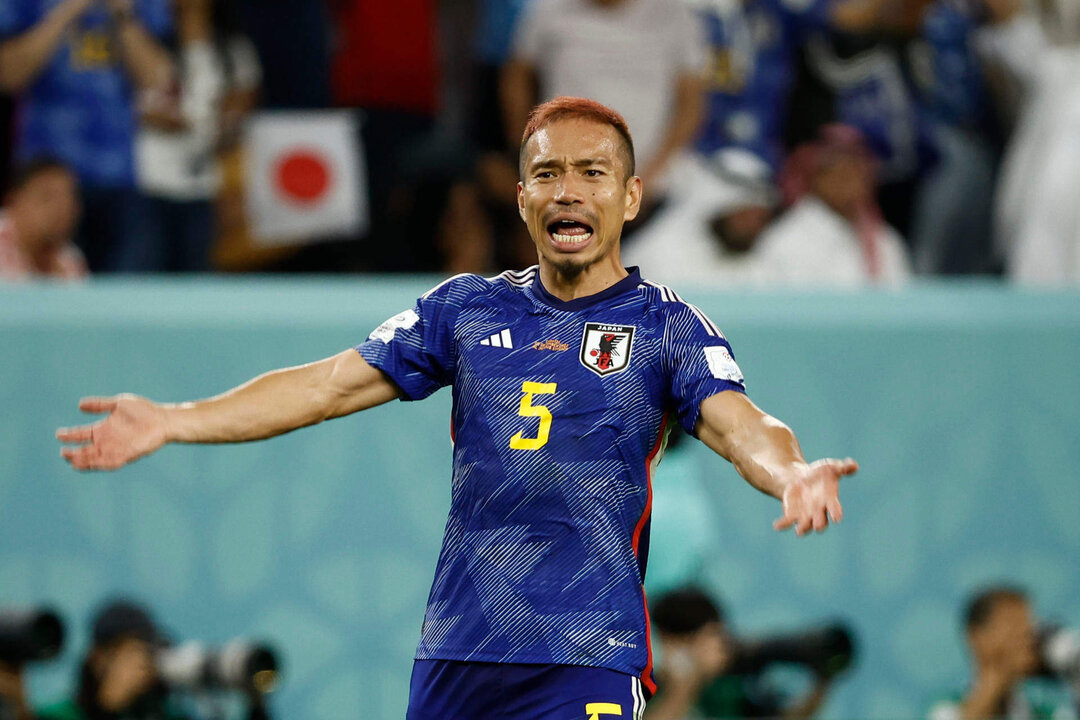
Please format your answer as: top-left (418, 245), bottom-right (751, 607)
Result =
top-left (406, 660), bottom-right (647, 720)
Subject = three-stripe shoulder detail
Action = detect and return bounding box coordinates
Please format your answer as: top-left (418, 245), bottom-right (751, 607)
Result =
top-left (421, 272), bottom-right (475, 299)
top-left (489, 265), bottom-right (538, 288)
top-left (641, 280), bottom-right (724, 338)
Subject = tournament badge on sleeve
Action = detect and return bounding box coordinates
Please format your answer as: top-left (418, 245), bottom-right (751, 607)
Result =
top-left (580, 323), bottom-right (635, 376)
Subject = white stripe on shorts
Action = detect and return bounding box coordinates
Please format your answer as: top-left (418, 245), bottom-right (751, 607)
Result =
top-left (632, 677), bottom-right (645, 720)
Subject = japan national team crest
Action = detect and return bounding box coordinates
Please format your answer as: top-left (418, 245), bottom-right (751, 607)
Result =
top-left (580, 323), bottom-right (635, 376)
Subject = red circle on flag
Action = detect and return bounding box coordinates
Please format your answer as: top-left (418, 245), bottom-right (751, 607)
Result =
top-left (274, 150), bottom-right (331, 205)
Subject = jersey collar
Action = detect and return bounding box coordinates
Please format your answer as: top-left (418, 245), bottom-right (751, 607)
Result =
top-left (530, 267), bottom-right (643, 312)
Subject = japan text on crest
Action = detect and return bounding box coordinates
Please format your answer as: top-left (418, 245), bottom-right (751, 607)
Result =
top-left (579, 323), bottom-right (635, 376)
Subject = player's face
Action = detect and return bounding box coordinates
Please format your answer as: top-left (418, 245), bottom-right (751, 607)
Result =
top-left (518, 119), bottom-right (642, 277)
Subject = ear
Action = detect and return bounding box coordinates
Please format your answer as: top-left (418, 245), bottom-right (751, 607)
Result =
top-left (517, 182), bottom-right (527, 223)
top-left (623, 175), bottom-right (643, 223)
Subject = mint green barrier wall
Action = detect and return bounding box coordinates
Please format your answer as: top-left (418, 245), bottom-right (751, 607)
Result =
top-left (1, 280), bottom-right (1078, 719)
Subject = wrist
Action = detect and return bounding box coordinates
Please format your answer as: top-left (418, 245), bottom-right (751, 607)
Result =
top-left (779, 461), bottom-right (811, 487)
top-left (159, 403), bottom-right (185, 444)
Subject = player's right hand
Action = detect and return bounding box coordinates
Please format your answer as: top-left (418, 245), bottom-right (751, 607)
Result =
top-left (56, 394), bottom-right (169, 471)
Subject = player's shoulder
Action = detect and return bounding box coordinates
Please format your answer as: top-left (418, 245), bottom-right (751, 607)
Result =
top-left (420, 267), bottom-right (538, 303)
top-left (636, 277), bottom-right (728, 340)
top-left (486, 265), bottom-right (540, 294)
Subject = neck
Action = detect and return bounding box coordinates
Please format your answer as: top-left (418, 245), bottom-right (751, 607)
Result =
top-left (537, 254), bottom-right (628, 302)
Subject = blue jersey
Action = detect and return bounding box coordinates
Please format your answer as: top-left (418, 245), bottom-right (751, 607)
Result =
top-left (356, 267), bottom-right (746, 693)
top-left (916, 0), bottom-right (990, 129)
top-left (695, 0), bottom-right (831, 168)
top-left (0, 0), bottom-right (172, 188)
top-left (474, 0), bottom-right (534, 64)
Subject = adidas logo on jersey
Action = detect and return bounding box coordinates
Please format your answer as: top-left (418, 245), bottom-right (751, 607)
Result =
top-left (480, 329), bottom-right (514, 348)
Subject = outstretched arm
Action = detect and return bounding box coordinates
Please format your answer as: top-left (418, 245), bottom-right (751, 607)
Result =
top-left (57, 350), bottom-right (400, 471)
top-left (107, 0), bottom-right (173, 92)
top-left (694, 391), bottom-right (858, 535)
top-left (0, 0), bottom-right (94, 92)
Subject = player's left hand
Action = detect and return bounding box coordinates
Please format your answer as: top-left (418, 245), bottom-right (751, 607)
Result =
top-left (773, 458), bottom-right (858, 536)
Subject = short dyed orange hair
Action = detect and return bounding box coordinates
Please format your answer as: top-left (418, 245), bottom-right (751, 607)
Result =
top-left (519, 96), bottom-right (636, 180)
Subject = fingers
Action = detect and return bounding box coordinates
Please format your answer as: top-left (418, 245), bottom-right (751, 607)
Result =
top-left (55, 424), bottom-right (94, 443)
top-left (773, 513), bottom-right (796, 532)
top-left (831, 457), bottom-right (859, 477)
top-left (78, 396), bottom-right (118, 414)
top-left (775, 503), bottom-right (839, 535)
top-left (61, 443), bottom-right (121, 471)
top-left (773, 513), bottom-right (815, 535)
top-left (61, 444), bottom-right (100, 470)
top-left (826, 496), bottom-right (844, 524)
top-left (775, 512), bottom-right (829, 536)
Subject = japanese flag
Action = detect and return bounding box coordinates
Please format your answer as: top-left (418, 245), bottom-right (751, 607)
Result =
top-left (245, 110), bottom-right (368, 246)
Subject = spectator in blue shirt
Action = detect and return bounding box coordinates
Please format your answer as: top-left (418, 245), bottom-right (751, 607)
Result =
top-left (908, 0), bottom-right (1009, 275)
top-left (692, 0), bottom-right (900, 172)
top-left (0, 0), bottom-right (172, 272)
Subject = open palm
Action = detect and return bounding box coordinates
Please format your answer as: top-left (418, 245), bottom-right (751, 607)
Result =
top-left (56, 395), bottom-right (168, 471)
top-left (773, 458), bottom-right (858, 536)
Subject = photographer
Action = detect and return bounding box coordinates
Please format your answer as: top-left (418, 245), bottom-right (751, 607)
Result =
top-left (928, 586), bottom-right (1078, 720)
top-left (647, 587), bottom-right (838, 720)
top-left (36, 600), bottom-right (188, 720)
top-left (1, 607), bottom-right (66, 720)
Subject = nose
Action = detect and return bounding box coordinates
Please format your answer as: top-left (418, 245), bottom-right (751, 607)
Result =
top-left (553, 173), bottom-right (585, 205)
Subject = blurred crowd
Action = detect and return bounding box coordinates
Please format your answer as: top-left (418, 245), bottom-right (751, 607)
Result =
top-left (1, 0), bottom-right (1078, 285)
top-left (3, 587), bottom-right (1077, 720)
top-left (1, 599), bottom-right (276, 720)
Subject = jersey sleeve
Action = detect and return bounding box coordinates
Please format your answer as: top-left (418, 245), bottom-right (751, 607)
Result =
top-left (354, 276), bottom-right (467, 401)
top-left (664, 303), bottom-right (747, 435)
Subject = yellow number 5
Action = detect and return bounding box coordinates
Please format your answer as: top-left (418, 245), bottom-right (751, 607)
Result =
top-left (586, 703), bottom-right (622, 720)
top-left (509, 381), bottom-right (556, 450)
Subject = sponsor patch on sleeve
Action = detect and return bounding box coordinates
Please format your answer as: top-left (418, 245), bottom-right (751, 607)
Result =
top-left (704, 346), bottom-right (744, 383)
top-left (369, 309), bottom-right (420, 343)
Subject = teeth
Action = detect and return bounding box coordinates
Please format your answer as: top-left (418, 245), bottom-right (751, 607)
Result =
top-left (552, 232), bottom-right (592, 244)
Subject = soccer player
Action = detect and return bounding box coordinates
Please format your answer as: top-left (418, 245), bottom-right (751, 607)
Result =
top-left (57, 97), bottom-right (857, 720)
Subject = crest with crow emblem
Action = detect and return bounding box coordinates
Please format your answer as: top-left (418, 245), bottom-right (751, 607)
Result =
top-left (580, 323), bottom-right (635, 376)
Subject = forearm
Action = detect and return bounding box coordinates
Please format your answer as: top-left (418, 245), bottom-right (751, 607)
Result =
top-left (0, 1), bottom-right (83, 92)
top-left (696, 394), bottom-right (807, 499)
top-left (163, 351), bottom-right (398, 444)
top-left (112, 13), bottom-right (172, 91)
top-left (500, 59), bottom-right (537, 151)
top-left (641, 75), bottom-right (703, 183)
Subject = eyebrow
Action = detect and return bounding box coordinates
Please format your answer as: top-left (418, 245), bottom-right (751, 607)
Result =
top-left (529, 157), bottom-right (614, 171)
top-left (571, 158), bottom-right (612, 168)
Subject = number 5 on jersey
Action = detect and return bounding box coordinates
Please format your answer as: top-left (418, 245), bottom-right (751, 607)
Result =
top-left (509, 381), bottom-right (556, 450)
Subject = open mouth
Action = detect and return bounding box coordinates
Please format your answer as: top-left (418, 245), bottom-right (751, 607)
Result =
top-left (547, 218), bottom-right (594, 246)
